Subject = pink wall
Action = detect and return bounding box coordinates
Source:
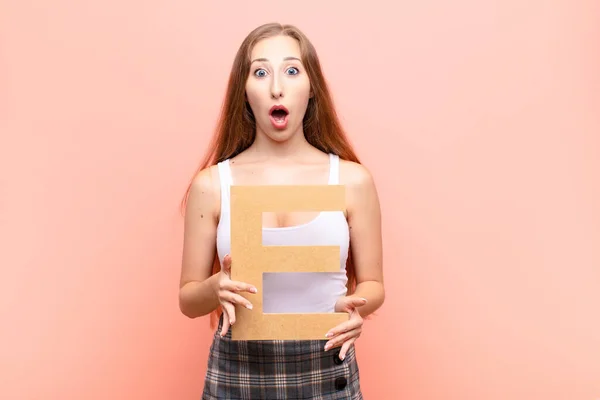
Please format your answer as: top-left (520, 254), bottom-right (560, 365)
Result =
top-left (2, 1), bottom-right (599, 399)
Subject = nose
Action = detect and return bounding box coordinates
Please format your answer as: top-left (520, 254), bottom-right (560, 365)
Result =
top-left (270, 75), bottom-right (284, 99)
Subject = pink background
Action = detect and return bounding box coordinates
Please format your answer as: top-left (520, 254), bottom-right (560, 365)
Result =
top-left (2, 1), bottom-right (600, 399)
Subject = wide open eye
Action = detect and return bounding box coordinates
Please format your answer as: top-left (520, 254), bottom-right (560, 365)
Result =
top-left (286, 67), bottom-right (299, 75)
top-left (254, 68), bottom-right (268, 77)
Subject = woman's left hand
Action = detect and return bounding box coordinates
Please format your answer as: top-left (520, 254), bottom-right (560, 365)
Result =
top-left (324, 296), bottom-right (368, 360)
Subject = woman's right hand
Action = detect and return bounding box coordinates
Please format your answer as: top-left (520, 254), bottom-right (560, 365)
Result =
top-left (215, 254), bottom-right (258, 337)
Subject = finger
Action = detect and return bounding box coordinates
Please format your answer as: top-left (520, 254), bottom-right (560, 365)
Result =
top-left (219, 290), bottom-right (254, 310)
top-left (324, 328), bottom-right (361, 351)
top-left (220, 309), bottom-right (231, 337)
top-left (339, 337), bottom-right (357, 360)
top-left (325, 317), bottom-right (363, 338)
top-left (221, 301), bottom-right (236, 327)
top-left (219, 280), bottom-right (258, 294)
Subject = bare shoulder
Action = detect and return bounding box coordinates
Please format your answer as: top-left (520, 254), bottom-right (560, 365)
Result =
top-left (339, 159), bottom-right (380, 216)
top-left (186, 164), bottom-right (221, 222)
top-left (339, 160), bottom-right (376, 188)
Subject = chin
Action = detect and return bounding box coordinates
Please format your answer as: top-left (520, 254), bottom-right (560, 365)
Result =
top-left (259, 122), bottom-right (300, 143)
top-left (265, 131), bottom-right (295, 143)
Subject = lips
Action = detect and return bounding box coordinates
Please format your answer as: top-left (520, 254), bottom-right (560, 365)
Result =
top-left (269, 104), bottom-right (289, 129)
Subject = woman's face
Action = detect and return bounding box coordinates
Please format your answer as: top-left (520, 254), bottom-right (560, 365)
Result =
top-left (245, 35), bottom-right (312, 143)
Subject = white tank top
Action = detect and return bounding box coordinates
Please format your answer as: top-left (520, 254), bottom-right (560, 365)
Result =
top-left (215, 153), bottom-right (350, 313)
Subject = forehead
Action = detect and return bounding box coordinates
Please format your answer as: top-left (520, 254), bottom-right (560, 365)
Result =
top-left (250, 35), bottom-right (302, 61)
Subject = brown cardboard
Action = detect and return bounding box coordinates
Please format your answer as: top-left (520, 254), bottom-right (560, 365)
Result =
top-left (229, 185), bottom-right (349, 341)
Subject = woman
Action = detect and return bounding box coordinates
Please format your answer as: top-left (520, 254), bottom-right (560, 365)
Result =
top-left (179, 22), bottom-right (385, 399)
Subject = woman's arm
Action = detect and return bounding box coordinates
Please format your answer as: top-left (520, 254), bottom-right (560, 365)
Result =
top-left (324, 161), bottom-right (385, 357)
top-left (178, 166), bottom-right (222, 318)
top-left (344, 161), bottom-right (385, 318)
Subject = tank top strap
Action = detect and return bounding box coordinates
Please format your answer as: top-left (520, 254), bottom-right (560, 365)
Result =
top-left (216, 159), bottom-right (233, 209)
top-left (328, 153), bottom-right (340, 185)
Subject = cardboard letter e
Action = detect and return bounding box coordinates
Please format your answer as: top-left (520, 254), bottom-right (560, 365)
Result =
top-left (229, 185), bottom-right (348, 341)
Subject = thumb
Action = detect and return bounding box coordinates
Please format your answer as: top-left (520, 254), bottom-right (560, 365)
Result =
top-left (340, 296), bottom-right (367, 311)
top-left (222, 254), bottom-right (232, 276)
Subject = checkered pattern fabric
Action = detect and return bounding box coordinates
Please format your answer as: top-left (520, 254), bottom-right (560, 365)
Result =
top-left (202, 316), bottom-right (363, 399)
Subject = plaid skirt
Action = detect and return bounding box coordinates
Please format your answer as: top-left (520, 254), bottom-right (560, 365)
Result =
top-left (202, 315), bottom-right (363, 400)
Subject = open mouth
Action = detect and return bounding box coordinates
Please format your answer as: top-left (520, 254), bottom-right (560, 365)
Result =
top-left (270, 105), bottom-right (288, 121)
top-left (269, 105), bottom-right (289, 128)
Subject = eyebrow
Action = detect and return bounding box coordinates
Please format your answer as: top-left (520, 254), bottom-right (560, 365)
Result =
top-left (250, 56), bottom-right (302, 64)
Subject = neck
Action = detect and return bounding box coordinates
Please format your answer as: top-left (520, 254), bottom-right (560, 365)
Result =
top-left (246, 127), bottom-right (315, 160)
